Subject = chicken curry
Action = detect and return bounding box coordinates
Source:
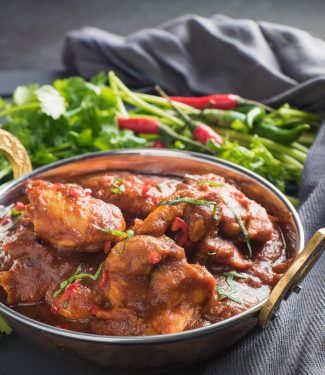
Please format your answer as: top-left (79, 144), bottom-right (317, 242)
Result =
top-left (0, 172), bottom-right (292, 336)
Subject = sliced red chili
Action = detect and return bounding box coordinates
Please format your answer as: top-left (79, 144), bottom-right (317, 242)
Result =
top-left (56, 324), bottom-right (69, 330)
top-left (104, 241), bottom-right (111, 254)
top-left (0, 216), bottom-right (10, 226)
top-left (99, 270), bottom-right (109, 288)
top-left (171, 217), bottom-right (189, 247)
top-left (68, 187), bottom-right (80, 198)
top-left (149, 252), bottom-right (160, 264)
top-left (25, 184), bottom-right (33, 193)
top-left (60, 281), bottom-right (81, 303)
top-left (51, 304), bottom-right (59, 315)
top-left (14, 202), bottom-right (25, 211)
top-left (84, 188), bottom-right (92, 196)
top-left (90, 304), bottom-right (100, 315)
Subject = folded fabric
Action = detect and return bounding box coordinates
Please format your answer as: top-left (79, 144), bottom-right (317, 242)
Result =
top-left (63, 14), bottom-right (325, 375)
top-left (63, 14), bottom-right (325, 110)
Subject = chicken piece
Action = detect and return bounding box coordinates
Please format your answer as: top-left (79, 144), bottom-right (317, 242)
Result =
top-left (97, 235), bottom-right (216, 335)
top-left (147, 262), bottom-right (215, 334)
top-left (27, 180), bottom-right (125, 252)
top-left (133, 189), bottom-right (218, 241)
top-left (106, 235), bottom-right (184, 311)
top-left (0, 224), bottom-right (81, 305)
top-left (78, 173), bottom-right (179, 219)
top-left (50, 281), bottom-right (103, 320)
top-left (195, 230), bottom-right (252, 270)
top-left (134, 182), bottom-right (273, 246)
top-left (91, 308), bottom-right (144, 336)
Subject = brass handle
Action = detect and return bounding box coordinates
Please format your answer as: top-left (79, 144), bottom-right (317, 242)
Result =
top-left (259, 228), bottom-right (325, 327)
top-left (0, 129), bottom-right (32, 179)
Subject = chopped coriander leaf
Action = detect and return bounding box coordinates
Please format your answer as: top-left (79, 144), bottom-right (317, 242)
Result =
top-left (216, 271), bottom-right (247, 304)
top-left (158, 196), bottom-right (218, 221)
top-left (216, 287), bottom-right (242, 303)
top-left (93, 225), bottom-right (134, 239)
top-left (224, 198), bottom-right (252, 257)
top-left (111, 177), bottom-right (125, 194)
top-left (11, 209), bottom-right (23, 216)
top-left (198, 180), bottom-right (223, 187)
top-left (0, 315), bottom-right (12, 335)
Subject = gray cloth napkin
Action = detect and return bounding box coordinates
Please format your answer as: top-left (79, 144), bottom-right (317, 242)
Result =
top-left (63, 14), bottom-right (325, 375)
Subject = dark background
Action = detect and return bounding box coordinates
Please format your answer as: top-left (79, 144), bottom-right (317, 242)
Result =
top-left (1, 0), bottom-right (325, 71)
top-left (0, 0), bottom-right (324, 374)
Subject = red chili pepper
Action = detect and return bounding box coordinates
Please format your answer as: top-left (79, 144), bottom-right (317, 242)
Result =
top-left (104, 241), bottom-right (111, 254)
top-left (149, 252), bottom-right (160, 264)
top-left (68, 186), bottom-right (80, 198)
top-left (118, 117), bottom-right (160, 134)
top-left (56, 324), bottom-right (69, 330)
top-left (90, 304), bottom-right (100, 315)
top-left (152, 140), bottom-right (167, 148)
top-left (169, 94), bottom-right (239, 110)
top-left (84, 188), bottom-right (92, 196)
top-left (51, 304), bottom-right (59, 315)
top-left (171, 217), bottom-right (189, 247)
top-left (14, 202), bottom-right (25, 211)
top-left (60, 281), bottom-right (81, 303)
top-left (99, 270), bottom-right (109, 288)
top-left (25, 184), bottom-right (33, 193)
top-left (141, 181), bottom-right (157, 198)
top-left (0, 216), bottom-right (10, 226)
top-left (192, 123), bottom-right (223, 145)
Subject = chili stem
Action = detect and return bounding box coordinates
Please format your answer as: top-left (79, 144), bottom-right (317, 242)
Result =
top-left (136, 92), bottom-right (200, 114)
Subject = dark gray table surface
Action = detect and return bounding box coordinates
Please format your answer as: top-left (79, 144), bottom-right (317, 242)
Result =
top-left (1, 0), bottom-right (324, 374)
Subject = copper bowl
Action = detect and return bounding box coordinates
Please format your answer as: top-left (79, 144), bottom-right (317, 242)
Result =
top-left (0, 130), bottom-right (323, 373)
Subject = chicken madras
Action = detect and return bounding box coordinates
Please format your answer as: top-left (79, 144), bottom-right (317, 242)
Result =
top-left (0, 172), bottom-right (292, 336)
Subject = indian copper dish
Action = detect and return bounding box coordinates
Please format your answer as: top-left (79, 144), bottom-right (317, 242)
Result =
top-left (2, 146), bottom-right (322, 372)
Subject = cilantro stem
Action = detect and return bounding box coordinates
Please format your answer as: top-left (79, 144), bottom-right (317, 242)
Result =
top-left (110, 71), bottom-right (184, 127)
top-left (0, 102), bottom-right (40, 118)
top-left (108, 71), bottom-right (128, 117)
top-left (215, 128), bottom-right (307, 162)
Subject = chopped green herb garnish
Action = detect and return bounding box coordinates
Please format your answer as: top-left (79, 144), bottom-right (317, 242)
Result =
top-left (158, 196), bottom-right (218, 221)
top-left (93, 225), bottom-right (134, 239)
top-left (198, 180), bottom-right (223, 187)
top-left (216, 271), bottom-right (247, 304)
top-left (93, 225), bottom-right (134, 254)
top-left (11, 209), bottom-right (23, 216)
top-left (0, 315), bottom-right (12, 335)
top-left (111, 177), bottom-right (125, 194)
top-left (54, 262), bottom-right (104, 298)
top-left (224, 198), bottom-right (252, 257)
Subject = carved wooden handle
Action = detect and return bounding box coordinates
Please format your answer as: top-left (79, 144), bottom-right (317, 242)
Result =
top-left (0, 129), bottom-right (32, 178)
